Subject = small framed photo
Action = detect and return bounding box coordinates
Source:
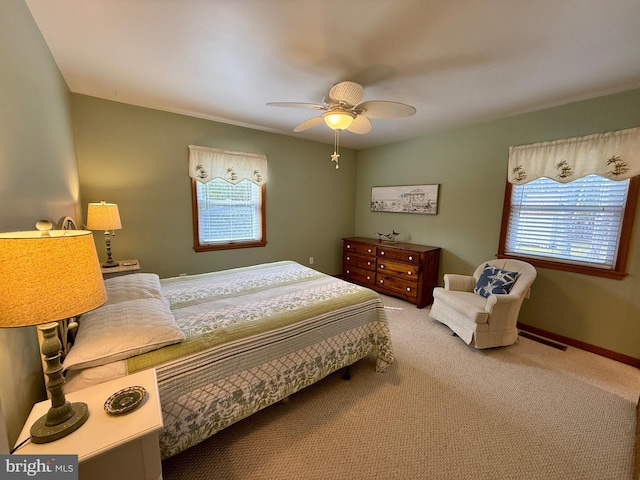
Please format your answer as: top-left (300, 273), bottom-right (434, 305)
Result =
top-left (371, 184), bottom-right (440, 215)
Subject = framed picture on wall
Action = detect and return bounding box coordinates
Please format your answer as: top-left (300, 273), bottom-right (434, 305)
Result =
top-left (370, 184), bottom-right (440, 215)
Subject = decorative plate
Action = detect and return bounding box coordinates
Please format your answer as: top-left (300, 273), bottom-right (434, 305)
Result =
top-left (104, 386), bottom-right (147, 415)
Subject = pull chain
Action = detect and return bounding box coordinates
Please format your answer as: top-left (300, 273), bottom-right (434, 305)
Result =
top-left (330, 129), bottom-right (340, 169)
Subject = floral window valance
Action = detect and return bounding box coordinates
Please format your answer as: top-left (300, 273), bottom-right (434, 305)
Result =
top-left (188, 145), bottom-right (268, 185)
top-left (508, 127), bottom-right (640, 185)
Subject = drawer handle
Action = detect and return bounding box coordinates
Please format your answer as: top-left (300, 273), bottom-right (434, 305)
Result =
top-left (346, 256), bottom-right (350, 260)
top-left (380, 251), bottom-right (385, 256)
top-left (367, 248), bottom-right (372, 253)
top-left (408, 255), bottom-right (413, 261)
top-left (407, 271), bottom-right (412, 275)
top-left (346, 269), bottom-right (350, 274)
top-left (367, 261), bottom-right (371, 266)
top-left (380, 264), bottom-right (385, 269)
top-left (366, 276), bottom-right (371, 280)
top-left (379, 279), bottom-right (384, 284)
top-left (406, 287), bottom-right (412, 292)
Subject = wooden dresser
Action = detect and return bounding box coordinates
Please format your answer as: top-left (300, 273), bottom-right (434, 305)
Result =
top-left (342, 237), bottom-right (440, 308)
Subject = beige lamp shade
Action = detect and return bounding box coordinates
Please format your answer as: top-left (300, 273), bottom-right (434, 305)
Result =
top-left (0, 230), bottom-right (107, 327)
top-left (86, 201), bottom-right (122, 231)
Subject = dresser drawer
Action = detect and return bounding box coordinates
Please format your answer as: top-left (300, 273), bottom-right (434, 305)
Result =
top-left (343, 266), bottom-right (376, 287)
top-left (376, 247), bottom-right (420, 265)
top-left (344, 253), bottom-right (376, 271)
top-left (344, 240), bottom-right (376, 257)
top-left (342, 237), bottom-right (440, 308)
top-left (375, 274), bottom-right (419, 303)
top-left (377, 258), bottom-right (420, 279)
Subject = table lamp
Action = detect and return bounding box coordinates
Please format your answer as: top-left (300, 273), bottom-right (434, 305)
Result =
top-left (0, 227), bottom-right (107, 443)
top-left (86, 201), bottom-right (122, 268)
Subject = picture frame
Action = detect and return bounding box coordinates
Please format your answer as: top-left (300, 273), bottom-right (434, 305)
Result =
top-left (370, 184), bottom-right (440, 215)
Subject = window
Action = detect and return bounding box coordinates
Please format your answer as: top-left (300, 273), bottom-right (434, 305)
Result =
top-left (192, 178), bottom-right (266, 251)
top-left (498, 175), bottom-right (638, 279)
top-left (501, 127), bottom-right (640, 279)
top-left (188, 145), bottom-right (268, 252)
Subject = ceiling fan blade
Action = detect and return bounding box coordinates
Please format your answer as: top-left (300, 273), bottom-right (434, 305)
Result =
top-left (346, 115), bottom-right (371, 135)
top-left (266, 102), bottom-right (326, 110)
top-left (357, 100), bottom-right (416, 119)
top-left (293, 116), bottom-right (324, 132)
top-left (328, 81), bottom-right (364, 106)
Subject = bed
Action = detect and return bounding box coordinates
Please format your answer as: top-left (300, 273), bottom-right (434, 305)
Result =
top-left (55, 260), bottom-right (394, 459)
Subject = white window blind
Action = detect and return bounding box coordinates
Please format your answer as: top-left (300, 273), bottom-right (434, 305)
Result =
top-left (505, 174), bottom-right (630, 269)
top-left (195, 178), bottom-right (262, 244)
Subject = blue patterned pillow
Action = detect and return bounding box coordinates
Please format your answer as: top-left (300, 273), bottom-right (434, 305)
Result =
top-left (474, 264), bottom-right (519, 298)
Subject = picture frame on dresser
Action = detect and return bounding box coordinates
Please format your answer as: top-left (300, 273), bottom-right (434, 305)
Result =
top-left (370, 184), bottom-right (439, 215)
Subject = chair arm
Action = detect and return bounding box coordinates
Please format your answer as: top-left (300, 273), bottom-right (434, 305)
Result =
top-left (482, 293), bottom-right (527, 333)
top-left (485, 293), bottom-right (520, 311)
top-left (443, 274), bottom-right (476, 292)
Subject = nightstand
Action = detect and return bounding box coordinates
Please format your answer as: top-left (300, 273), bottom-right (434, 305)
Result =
top-left (101, 259), bottom-right (141, 279)
top-left (14, 368), bottom-right (163, 480)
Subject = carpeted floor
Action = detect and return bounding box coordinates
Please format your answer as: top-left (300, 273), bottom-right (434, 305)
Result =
top-left (162, 294), bottom-right (640, 480)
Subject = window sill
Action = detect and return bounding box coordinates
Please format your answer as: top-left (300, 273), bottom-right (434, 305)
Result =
top-left (496, 254), bottom-right (627, 280)
top-left (194, 240), bottom-right (267, 252)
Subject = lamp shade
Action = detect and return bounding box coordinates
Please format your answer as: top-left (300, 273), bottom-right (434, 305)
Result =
top-left (86, 202), bottom-right (122, 231)
top-left (0, 230), bottom-right (107, 327)
top-left (323, 111), bottom-right (355, 130)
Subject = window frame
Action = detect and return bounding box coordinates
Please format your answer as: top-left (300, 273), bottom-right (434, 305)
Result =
top-left (497, 176), bottom-right (639, 279)
top-left (191, 178), bottom-right (267, 252)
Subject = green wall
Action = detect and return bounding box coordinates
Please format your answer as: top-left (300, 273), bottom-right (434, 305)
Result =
top-left (71, 95), bottom-right (357, 279)
top-left (0, 0), bottom-right (76, 449)
top-left (356, 88), bottom-right (640, 360)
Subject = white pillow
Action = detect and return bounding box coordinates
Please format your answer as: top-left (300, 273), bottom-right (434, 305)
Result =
top-left (64, 361), bottom-right (127, 393)
top-left (104, 273), bottom-right (165, 305)
top-left (63, 297), bottom-right (184, 370)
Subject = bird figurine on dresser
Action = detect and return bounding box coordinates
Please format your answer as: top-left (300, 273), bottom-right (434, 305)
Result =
top-left (376, 231), bottom-right (399, 242)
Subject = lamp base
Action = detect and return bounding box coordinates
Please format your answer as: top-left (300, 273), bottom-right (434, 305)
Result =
top-left (30, 402), bottom-right (89, 444)
top-left (101, 260), bottom-right (120, 268)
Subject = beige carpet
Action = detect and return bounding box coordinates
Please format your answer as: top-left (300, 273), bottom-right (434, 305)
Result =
top-left (162, 295), bottom-right (640, 480)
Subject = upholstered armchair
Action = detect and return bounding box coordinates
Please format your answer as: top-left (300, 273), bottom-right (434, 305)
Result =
top-left (429, 259), bottom-right (537, 349)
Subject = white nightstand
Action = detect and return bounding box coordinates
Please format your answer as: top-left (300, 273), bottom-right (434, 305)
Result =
top-left (14, 368), bottom-right (163, 480)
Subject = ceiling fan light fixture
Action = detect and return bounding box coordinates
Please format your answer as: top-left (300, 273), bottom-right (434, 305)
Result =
top-left (322, 111), bottom-right (355, 130)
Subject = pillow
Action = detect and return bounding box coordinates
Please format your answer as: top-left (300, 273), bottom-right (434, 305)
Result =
top-left (64, 362), bottom-right (127, 393)
top-left (104, 273), bottom-right (165, 305)
top-left (474, 264), bottom-right (519, 298)
top-left (62, 297), bottom-right (185, 370)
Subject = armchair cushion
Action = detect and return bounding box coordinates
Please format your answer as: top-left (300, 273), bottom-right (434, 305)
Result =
top-left (432, 289), bottom-right (490, 324)
top-left (473, 263), bottom-right (519, 298)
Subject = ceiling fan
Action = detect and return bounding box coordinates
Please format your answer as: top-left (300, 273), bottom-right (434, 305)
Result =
top-left (267, 80), bottom-right (416, 134)
top-left (266, 81), bottom-right (416, 168)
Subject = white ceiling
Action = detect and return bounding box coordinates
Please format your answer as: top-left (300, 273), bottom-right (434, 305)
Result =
top-left (25, 0), bottom-right (640, 150)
